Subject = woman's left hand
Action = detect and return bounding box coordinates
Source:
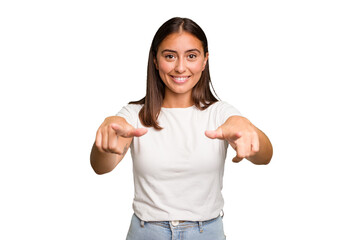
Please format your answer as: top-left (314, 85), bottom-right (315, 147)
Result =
top-left (205, 116), bottom-right (260, 163)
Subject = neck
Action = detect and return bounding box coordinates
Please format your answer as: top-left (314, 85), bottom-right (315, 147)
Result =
top-left (162, 90), bottom-right (194, 108)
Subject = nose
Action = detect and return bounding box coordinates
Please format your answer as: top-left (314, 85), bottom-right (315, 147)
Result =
top-left (174, 57), bottom-right (186, 73)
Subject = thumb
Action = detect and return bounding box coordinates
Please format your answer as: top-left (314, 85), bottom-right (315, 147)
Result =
top-left (205, 128), bottom-right (224, 139)
top-left (111, 123), bottom-right (148, 138)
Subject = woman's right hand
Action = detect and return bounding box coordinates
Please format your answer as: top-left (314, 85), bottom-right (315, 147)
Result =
top-left (95, 116), bottom-right (148, 155)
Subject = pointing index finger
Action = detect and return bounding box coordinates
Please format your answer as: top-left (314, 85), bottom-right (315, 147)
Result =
top-left (132, 128), bottom-right (148, 137)
top-left (227, 131), bottom-right (242, 142)
top-left (111, 124), bottom-right (148, 138)
top-left (205, 128), bottom-right (224, 139)
top-left (110, 123), bottom-right (127, 136)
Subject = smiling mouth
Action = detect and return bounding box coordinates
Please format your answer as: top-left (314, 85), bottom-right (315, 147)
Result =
top-left (170, 75), bottom-right (191, 84)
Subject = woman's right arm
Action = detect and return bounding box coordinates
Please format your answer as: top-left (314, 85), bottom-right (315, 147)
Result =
top-left (90, 116), bottom-right (148, 175)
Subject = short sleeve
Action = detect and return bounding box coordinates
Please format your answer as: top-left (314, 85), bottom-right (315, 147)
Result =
top-left (116, 104), bottom-right (138, 127)
top-left (216, 101), bottom-right (243, 126)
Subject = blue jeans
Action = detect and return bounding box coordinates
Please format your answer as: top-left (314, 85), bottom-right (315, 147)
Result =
top-left (126, 213), bottom-right (226, 240)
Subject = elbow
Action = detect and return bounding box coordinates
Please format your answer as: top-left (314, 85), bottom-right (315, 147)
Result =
top-left (90, 160), bottom-right (112, 175)
top-left (261, 157), bottom-right (272, 165)
top-left (260, 141), bottom-right (273, 165)
top-left (250, 146), bottom-right (273, 165)
top-left (93, 168), bottom-right (109, 175)
top-left (91, 164), bottom-right (114, 175)
top-left (252, 157), bottom-right (271, 165)
top-left (260, 148), bottom-right (273, 165)
top-left (92, 166), bottom-right (113, 175)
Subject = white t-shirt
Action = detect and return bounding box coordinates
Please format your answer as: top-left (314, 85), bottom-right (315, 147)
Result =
top-left (116, 101), bottom-right (242, 221)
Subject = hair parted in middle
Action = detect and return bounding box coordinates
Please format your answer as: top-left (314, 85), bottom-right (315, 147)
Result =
top-left (129, 17), bottom-right (219, 130)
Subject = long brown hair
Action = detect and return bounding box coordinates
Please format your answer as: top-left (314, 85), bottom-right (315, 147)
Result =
top-left (129, 17), bottom-right (219, 130)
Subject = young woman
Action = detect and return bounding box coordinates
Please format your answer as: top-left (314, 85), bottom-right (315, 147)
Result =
top-left (90, 17), bottom-right (273, 240)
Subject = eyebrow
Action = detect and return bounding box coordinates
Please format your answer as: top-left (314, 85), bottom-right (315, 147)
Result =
top-left (161, 49), bottom-right (201, 54)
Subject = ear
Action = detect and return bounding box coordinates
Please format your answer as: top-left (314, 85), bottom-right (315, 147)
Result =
top-left (202, 52), bottom-right (209, 71)
top-left (153, 57), bottom-right (159, 70)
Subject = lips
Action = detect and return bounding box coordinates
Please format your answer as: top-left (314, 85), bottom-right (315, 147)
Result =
top-left (170, 75), bottom-right (191, 84)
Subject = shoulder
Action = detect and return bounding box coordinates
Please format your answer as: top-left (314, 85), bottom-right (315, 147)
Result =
top-left (116, 103), bottom-right (143, 126)
top-left (209, 101), bottom-right (242, 125)
top-left (116, 103), bottom-right (143, 118)
top-left (208, 101), bottom-right (238, 112)
top-left (118, 103), bottom-right (143, 114)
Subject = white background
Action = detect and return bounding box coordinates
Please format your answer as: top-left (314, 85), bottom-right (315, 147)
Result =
top-left (1, 0), bottom-right (359, 239)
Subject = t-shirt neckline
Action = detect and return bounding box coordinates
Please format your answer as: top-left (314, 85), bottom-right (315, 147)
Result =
top-left (161, 105), bottom-right (196, 110)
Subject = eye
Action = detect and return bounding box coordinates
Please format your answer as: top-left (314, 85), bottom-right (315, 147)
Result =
top-left (165, 54), bottom-right (175, 60)
top-left (188, 54), bottom-right (197, 60)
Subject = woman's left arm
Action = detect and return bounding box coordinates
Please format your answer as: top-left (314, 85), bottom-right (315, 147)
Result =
top-left (205, 116), bottom-right (273, 165)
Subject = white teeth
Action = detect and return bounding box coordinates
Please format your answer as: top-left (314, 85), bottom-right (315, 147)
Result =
top-left (171, 76), bottom-right (190, 84)
top-left (172, 76), bottom-right (189, 82)
top-left (174, 77), bottom-right (187, 80)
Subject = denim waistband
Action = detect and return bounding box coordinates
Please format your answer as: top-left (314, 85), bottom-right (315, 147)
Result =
top-left (137, 210), bottom-right (224, 233)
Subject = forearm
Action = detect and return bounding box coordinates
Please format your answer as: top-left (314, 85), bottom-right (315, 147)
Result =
top-left (247, 127), bottom-right (273, 165)
top-left (90, 143), bottom-right (122, 174)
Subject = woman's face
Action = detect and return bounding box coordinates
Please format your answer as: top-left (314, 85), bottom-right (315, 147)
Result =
top-left (155, 31), bottom-right (208, 103)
